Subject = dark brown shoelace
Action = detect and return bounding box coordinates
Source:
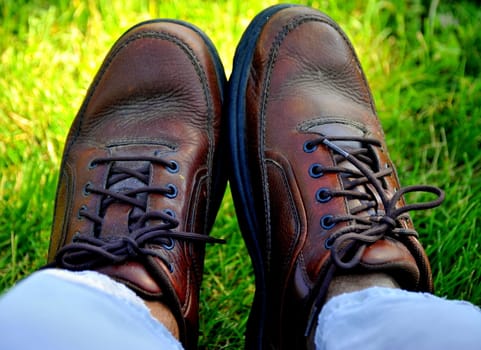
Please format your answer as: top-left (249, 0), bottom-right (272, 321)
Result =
top-left (304, 136), bottom-right (445, 268)
top-left (52, 155), bottom-right (224, 271)
top-left (303, 135), bottom-right (444, 335)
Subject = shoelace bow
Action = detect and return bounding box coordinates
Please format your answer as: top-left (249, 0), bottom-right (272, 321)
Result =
top-left (304, 135), bottom-right (444, 336)
top-left (53, 155), bottom-right (224, 271)
top-left (305, 136), bottom-right (445, 269)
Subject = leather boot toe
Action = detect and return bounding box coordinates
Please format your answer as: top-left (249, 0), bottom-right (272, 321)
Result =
top-left (229, 5), bottom-right (444, 349)
top-left (48, 20), bottom-right (227, 349)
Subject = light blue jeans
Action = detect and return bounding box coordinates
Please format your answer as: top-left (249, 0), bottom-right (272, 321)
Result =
top-left (1, 269), bottom-right (481, 350)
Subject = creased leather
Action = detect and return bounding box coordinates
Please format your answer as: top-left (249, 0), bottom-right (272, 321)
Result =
top-left (240, 6), bottom-right (433, 349)
top-left (48, 21), bottom-right (226, 350)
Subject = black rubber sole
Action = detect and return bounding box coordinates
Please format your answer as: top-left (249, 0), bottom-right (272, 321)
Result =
top-left (125, 19), bottom-right (228, 231)
top-left (227, 4), bottom-right (298, 349)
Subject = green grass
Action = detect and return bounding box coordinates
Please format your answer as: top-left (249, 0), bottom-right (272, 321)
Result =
top-left (1, 0), bottom-right (480, 348)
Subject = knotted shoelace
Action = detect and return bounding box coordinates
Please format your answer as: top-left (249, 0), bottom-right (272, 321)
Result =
top-left (304, 135), bottom-right (444, 336)
top-left (304, 136), bottom-right (445, 269)
top-left (53, 155), bottom-right (224, 271)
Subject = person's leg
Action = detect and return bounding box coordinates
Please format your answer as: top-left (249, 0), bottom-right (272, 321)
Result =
top-left (1, 18), bottom-right (226, 350)
top-left (229, 4), bottom-right (444, 349)
top-left (316, 286), bottom-right (481, 350)
top-left (0, 269), bottom-right (182, 350)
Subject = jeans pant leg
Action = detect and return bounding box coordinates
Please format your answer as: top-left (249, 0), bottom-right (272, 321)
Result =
top-left (315, 286), bottom-right (481, 350)
top-left (0, 269), bottom-right (183, 350)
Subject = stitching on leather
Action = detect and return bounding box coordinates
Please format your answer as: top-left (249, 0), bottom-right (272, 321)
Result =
top-left (297, 116), bottom-right (368, 134)
top-left (259, 12), bottom-right (375, 262)
top-left (105, 139), bottom-right (178, 150)
top-left (59, 164), bottom-right (73, 251)
top-left (65, 26), bottom-right (217, 234)
top-left (266, 158), bottom-right (300, 271)
top-left (297, 253), bottom-right (314, 289)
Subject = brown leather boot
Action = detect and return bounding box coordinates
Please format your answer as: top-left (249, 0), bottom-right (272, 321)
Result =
top-left (47, 20), bottom-right (227, 349)
top-left (228, 4), bottom-right (444, 349)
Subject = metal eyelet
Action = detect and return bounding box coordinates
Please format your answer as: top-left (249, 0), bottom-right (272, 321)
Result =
top-left (82, 182), bottom-right (92, 197)
top-left (309, 163), bottom-right (324, 178)
top-left (77, 205), bottom-right (87, 220)
top-left (167, 160), bottom-right (179, 174)
top-left (163, 209), bottom-right (176, 218)
top-left (73, 231), bottom-right (82, 241)
top-left (88, 160), bottom-right (97, 169)
top-left (303, 140), bottom-right (317, 153)
top-left (324, 236), bottom-right (334, 249)
top-left (165, 184), bottom-right (178, 199)
top-left (162, 238), bottom-right (175, 250)
top-left (320, 214), bottom-right (335, 230)
top-left (316, 188), bottom-right (332, 203)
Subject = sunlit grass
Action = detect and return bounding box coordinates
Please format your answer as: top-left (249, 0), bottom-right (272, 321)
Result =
top-left (1, 0), bottom-right (481, 348)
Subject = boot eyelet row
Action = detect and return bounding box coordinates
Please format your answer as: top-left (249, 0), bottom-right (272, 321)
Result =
top-left (316, 188), bottom-right (332, 203)
top-left (305, 144), bottom-right (336, 232)
top-left (165, 184), bottom-right (178, 199)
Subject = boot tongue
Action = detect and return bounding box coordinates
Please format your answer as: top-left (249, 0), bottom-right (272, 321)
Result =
top-left (97, 159), bottom-right (166, 296)
top-left (100, 160), bottom-right (149, 238)
top-left (306, 120), bottom-right (380, 216)
top-left (306, 120), bottom-right (422, 288)
top-left (314, 122), bottom-right (364, 148)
